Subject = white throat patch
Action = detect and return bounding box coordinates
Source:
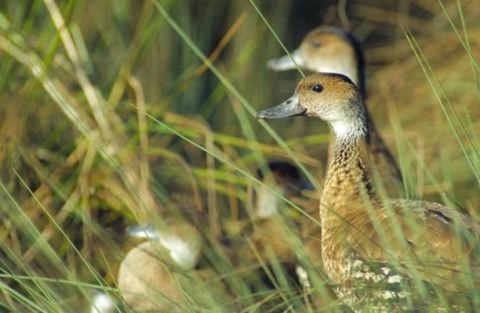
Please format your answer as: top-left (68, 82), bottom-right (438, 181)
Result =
top-left (331, 120), bottom-right (352, 138)
top-left (331, 120), bottom-right (363, 139)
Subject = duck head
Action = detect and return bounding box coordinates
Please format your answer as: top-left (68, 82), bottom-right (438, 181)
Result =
top-left (267, 26), bottom-right (364, 93)
top-left (257, 73), bottom-right (366, 138)
top-left (126, 219), bottom-right (204, 271)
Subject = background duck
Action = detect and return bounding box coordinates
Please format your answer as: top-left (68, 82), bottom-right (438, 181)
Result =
top-left (257, 73), bottom-right (480, 312)
top-left (233, 161), bottom-right (342, 310)
top-left (117, 219), bottom-right (234, 312)
top-left (226, 160), bottom-right (314, 304)
top-left (239, 161), bottom-right (315, 264)
top-left (268, 26), bottom-right (403, 197)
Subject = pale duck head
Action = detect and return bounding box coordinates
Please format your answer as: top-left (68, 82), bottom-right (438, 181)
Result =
top-left (126, 220), bottom-right (203, 271)
top-left (267, 26), bottom-right (365, 96)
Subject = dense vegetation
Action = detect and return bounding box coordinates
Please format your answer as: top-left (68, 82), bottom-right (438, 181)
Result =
top-left (0, 1), bottom-right (479, 312)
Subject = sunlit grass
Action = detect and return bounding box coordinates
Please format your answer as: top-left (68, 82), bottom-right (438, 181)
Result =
top-left (0, 0), bottom-right (479, 312)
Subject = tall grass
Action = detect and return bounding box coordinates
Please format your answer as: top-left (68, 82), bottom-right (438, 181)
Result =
top-left (0, 0), bottom-right (479, 312)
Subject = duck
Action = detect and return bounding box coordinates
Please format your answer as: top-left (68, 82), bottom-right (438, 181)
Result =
top-left (250, 161), bottom-right (324, 268)
top-left (117, 219), bottom-right (234, 313)
top-left (267, 26), bottom-right (403, 197)
top-left (256, 73), bottom-right (480, 312)
top-left (241, 160), bottom-right (316, 265)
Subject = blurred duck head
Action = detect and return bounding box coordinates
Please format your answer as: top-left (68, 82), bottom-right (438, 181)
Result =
top-left (267, 26), bottom-right (365, 95)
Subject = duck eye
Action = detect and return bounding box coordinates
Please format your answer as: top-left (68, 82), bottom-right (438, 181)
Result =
top-left (311, 40), bottom-right (321, 48)
top-left (311, 84), bottom-right (323, 93)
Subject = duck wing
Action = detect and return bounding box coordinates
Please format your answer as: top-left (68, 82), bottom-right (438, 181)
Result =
top-left (352, 199), bottom-right (480, 291)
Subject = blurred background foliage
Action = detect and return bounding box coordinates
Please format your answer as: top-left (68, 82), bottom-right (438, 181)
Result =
top-left (0, 0), bottom-right (479, 312)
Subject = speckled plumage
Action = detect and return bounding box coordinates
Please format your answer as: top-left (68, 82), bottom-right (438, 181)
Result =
top-left (257, 73), bottom-right (480, 312)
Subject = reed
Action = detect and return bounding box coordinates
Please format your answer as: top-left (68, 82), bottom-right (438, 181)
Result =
top-left (0, 0), bottom-right (478, 312)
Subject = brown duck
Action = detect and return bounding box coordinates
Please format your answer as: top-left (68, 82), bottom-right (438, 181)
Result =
top-left (117, 220), bottom-right (233, 312)
top-left (257, 73), bottom-right (480, 312)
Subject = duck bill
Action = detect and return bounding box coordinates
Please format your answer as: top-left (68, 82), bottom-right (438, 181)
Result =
top-left (267, 49), bottom-right (305, 71)
top-left (126, 223), bottom-right (160, 239)
top-left (256, 95), bottom-right (306, 119)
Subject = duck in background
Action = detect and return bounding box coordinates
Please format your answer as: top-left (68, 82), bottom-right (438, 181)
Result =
top-left (268, 26), bottom-right (403, 197)
top-left (234, 160), bottom-right (340, 310)
top-left (257, 73), bottom-right (480, 312)
top-left (117, 218), bottom-right (234, 313)
top-left (238, 161), bottom-right (315, 266)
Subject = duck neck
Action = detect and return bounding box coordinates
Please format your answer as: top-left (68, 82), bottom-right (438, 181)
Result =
top-left (321, 115), bottom-right (377, 226)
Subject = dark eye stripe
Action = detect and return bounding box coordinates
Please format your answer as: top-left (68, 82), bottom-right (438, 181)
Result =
top-left (312, 84), bottom-right (323, 93)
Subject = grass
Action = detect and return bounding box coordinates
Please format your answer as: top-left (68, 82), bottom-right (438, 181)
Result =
top-left (0, 0), bottom-right (479, 312)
